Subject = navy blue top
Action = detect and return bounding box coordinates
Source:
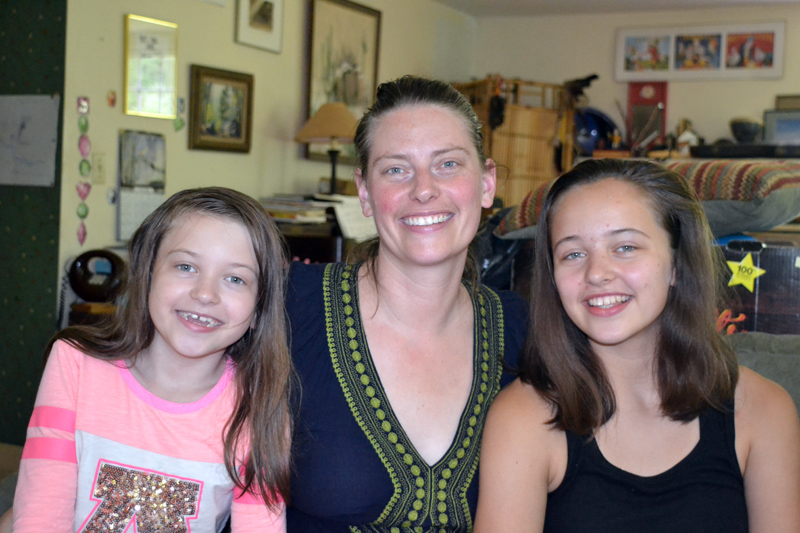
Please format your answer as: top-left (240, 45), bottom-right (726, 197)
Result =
top-left (286, 262), bottom-right (528, 532)
top-left (544, 403), bottom-right (748, 532)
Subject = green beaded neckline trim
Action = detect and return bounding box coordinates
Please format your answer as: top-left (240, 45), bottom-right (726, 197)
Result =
top-left (322, 263), bottom-right (507, 533)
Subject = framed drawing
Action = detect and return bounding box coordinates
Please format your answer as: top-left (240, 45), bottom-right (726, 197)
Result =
top-left (305, 0), bottom-right (381, 162)
top-left (236, 0), bottom-right (284, 53)
top-left (188, 65), bottom-right (254, 153)
top-left (124, 15), bottom-right (178, 118)
top-left (616, 22), bottom-right (783, 81)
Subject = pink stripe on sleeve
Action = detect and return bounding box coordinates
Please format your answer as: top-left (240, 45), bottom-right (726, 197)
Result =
top-left (22, 437), bottom-right (78, 463)
top-left (28, 406), bottom-right (76, 432)
top-left (234, 488), bottom-right (263, 505)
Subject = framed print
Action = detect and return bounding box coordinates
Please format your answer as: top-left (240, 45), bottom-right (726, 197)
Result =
top-left (188, 65), bottom-right (254, 153)
top-left (305, 0), bottom-right (381, 163)
top-left (236, 0), bottom-right (284, 53)
top-left (124, 15), bottom-right (178, 118)
top-left (616, 22), bottom-right (783, 81)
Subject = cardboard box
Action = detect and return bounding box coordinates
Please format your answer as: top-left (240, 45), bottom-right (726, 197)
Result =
top-left (718, 240), bottom-right (800, 334)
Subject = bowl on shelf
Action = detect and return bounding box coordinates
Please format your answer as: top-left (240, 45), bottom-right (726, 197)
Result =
top-left (730, 118), bottom-right (763, 144)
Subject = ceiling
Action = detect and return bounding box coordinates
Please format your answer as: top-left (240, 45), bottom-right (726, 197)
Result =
top-left (430, 0), bottom-right (800, 17)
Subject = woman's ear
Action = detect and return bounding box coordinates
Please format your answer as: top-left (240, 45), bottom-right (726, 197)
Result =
top-left (355, 168), bottom-right (374, 217)
top-left (481, 159), bottom-right (498, 209)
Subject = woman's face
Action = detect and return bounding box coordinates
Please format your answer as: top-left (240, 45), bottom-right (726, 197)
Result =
top-left (355, 104), bottom-right (496, 271)
top-left (550, 178), bottom-right (675, 355)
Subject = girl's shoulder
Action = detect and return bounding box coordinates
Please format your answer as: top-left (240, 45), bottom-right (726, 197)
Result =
top-left (489, 378), bottom-right (557, 431)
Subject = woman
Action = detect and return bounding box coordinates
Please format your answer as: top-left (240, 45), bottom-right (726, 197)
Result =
top-left (474, 159), bottom-right (800, 532)
top-left (285, 76), bottom-right (528, 531)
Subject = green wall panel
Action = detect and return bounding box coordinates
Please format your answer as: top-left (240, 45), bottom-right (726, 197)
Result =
top-left (0, 0), bottom-right (66, 445)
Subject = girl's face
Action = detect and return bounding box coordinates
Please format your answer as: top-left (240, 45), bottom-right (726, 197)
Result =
top-left (355, 104), bottom-right (496, 271)
top-left (550, 178), bottom-right (675, 356)
top-left (147, 213), bottom-right (259, 364)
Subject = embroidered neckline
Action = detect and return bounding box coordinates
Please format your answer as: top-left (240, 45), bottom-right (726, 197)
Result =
top-left (323, 263), bottom-right (506, 532)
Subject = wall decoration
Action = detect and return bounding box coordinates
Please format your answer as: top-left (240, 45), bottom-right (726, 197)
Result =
top-left (236, 0), bottom-right (284, 54)
top-left (124, 14), bottom-right (178, 119)
top-left (615, 22), bottom-right (783, 81)
top-left (0, 94), bottom-right (60, 186)
top-left (189, 65), bottom-right (254, 152)
top-left (119, 130), bottom-right (166, 187)
top-left (305, 0), bottom-right (380, 163)
top-left (118, 130), bottom-right (167, 241)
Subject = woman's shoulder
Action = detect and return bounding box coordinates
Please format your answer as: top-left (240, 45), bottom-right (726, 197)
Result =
top-left (489, 378), bottom-right (556, 431)
top-left (735, 366), bottom-right (798, 423)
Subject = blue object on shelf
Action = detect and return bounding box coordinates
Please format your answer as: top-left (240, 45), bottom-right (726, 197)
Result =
top-left (574, 107), bottom-right (619, 156)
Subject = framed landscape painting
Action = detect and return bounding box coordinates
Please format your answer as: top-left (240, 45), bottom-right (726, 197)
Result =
top-left (189, 65), bottom-right (254, 153)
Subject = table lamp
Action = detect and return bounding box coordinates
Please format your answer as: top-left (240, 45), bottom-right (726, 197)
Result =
top-left (296, 102), bottom-right (358, 195)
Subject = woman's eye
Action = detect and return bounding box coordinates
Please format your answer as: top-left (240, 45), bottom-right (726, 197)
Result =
top-left (442, 160), bottom-right (457, 168)
top-left (563, 252), bottom-right (584, 260)
top-left (226, 275), bottom-right (245, 285)
top-left (386, 167), bottom-right (403, 175)
top-left (617, 245), bottom-right (637, 253)
top-left (177, 264), bottom-right (194, 272)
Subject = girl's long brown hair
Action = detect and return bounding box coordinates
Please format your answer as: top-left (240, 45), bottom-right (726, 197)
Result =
top-left (520, 159), bottom-right (738, 436)
top-left (48, 187), bottom-right (293, 508)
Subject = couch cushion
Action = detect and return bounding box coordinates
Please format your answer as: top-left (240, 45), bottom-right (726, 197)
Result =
top-left (494, 159), bottom-right (800, 239)
top-left (665, 159), bottom-right (800, 237)
top-left (727, 332), bottom-right (800, 411)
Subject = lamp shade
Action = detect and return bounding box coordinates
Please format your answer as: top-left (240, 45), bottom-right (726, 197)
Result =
top-left (295, 102), bottom-right (359, 146)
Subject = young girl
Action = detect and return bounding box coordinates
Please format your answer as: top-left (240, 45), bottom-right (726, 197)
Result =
top-left (12, 187), bottom-right (291, 532)
top-left (475, 159), bottom-right (800, 532)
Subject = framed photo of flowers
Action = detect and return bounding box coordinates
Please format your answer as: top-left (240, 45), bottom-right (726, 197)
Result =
top-left (188, 65), bottom-right (254, 153)
top-left (615, 22), bottom-right (784, 81)
top-left (304, 0), bottom-right (381, 162)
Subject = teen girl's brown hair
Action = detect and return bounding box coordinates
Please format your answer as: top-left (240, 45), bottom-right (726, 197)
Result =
top-left (521, 159), bottom-right (738, 436)
top-left (48, 186), bottom-right (293, 508)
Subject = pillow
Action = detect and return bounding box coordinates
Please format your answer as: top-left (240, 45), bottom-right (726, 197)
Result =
top-left (666, 159), bottom-right (800, 238)
top-left (493, 180), bottom-right (553, 240)
top-left (495, 159), bottom-right (800, 239)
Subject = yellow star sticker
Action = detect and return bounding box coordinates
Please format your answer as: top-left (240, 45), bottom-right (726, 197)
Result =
top-left (727, 252), bottom-right (766, 293)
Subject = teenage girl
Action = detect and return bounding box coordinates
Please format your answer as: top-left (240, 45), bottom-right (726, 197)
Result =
top-left (12, 187), bottom-right (292, 532)
top-left (475, 159), bottom-right (800, 532)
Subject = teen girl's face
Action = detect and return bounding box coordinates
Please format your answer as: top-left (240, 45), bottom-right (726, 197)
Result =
top-left (355, 104), bottom-right (496, 271)
top-left (550, 178), bottom-right (675, 355)
top-left (147, 213), bottom-right (258, 364)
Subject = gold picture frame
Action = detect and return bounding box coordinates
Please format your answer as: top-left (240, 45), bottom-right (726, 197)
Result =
top-left (124, 14), bottom-right (178, 119)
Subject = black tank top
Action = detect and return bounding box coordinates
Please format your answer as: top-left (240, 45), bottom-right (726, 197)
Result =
top-left (544, 404), bottom-right (748, 532)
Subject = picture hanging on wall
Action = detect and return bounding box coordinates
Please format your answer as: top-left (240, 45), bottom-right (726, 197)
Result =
top-left (188, 65), bottom-right (254, 153)
top-left (235, 0), bottom-right (284, 53)
top-left (124, 15), bottom-right (178, 119)
top-left (615, 22), bottom-right (784, 81)
top-left (304, 0), bottom-right (381, 163)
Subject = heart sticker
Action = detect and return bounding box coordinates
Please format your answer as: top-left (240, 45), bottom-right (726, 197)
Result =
top-left (77, 181), bottom-right (91, 200)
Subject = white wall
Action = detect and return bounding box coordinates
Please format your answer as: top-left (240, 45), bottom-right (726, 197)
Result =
top-left (59, 0), bottom-right (477, 274)
top-left (475, 4), bottom-right (800, 145)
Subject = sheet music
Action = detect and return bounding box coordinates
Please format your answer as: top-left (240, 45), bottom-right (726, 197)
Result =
top-left (315, 194), bottom-right (377, 242)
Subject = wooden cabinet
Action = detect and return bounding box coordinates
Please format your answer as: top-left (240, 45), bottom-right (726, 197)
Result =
top-left (452, 76), bottom-right (573, 206)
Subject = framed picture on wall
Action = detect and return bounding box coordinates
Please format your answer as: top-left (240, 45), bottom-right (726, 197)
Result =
top-left (615, 22), bottom-right (784, 81)
top-left (188, 65), bottom-right (254, 153)
top-left (124, 15), bottom-right (178, 119)
top-left (235, 0), bottom-right (284, 53)
top-left (304, 0), bottom-right (381, 163)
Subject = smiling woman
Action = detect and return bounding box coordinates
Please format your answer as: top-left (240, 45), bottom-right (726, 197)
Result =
top-left (285, 75), bottom-right (529, 532)
top-left (474, 159), bottom-right (800, 532)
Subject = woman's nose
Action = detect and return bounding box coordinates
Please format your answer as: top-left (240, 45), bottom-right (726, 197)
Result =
top-left (585, 253), bottom-right (613, 285)
top-left (410, 169), bottom-right (439, 202)
top-left (191, 275), bottom-right (220, 304)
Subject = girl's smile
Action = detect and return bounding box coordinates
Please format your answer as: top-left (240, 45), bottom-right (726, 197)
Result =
top-left (145, 213), bottom-right (259, 364)
top-left (551, 178), bottom-right (675, 354)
